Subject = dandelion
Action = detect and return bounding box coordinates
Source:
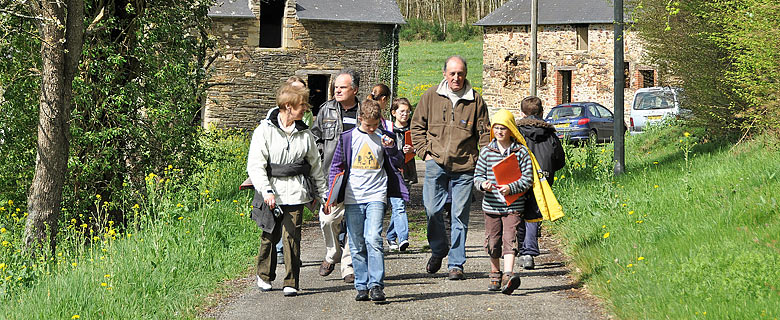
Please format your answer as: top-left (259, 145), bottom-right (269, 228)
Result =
top-left (603, 232), bottom-right (610, 239)
top-left (178, 216), bottom-right (183, 220)
top-left (72, 315), bottom-right (80, 319)
top-left (653, 161), bottom-right (658, 165)
top-left (216, 199), bottom-right (220, 202)
top-left (239, 213), bottom-right (245, 217)
top-left (2, 241), bottom-right (10, 247)
top-left (233, 200), bottom-right (238, 203)
top-left (81, 223), bottom-right (88, 228)
top-left (602, 225), bottom-right (606, 228)
top-left (636, 220), bottom-right (644, 223)
top-left (7, 200), bottom-right (12, 206)
top-left (96, 194), bottom-right (101, 199)
top-left (627, 264), bottom-right (633, 267)
top-left (621, 203), bottom-right (627, 207)
top-left (101, 282), bottom-right (107, 287)
top-left (638, 256), bottom-right (645, 261)
top-left (684, 132), bottom-right (691, 137)
top-left (654, 185), bottom-right (659, 188)
top-left (628, 211), bottom-right (634, 215)
top-left (0, 227), bottom-right (5, 233)
top-left (72, 262), bottom-right (78, 267)
top-left (0, 263), bottom-right (5, 270)
top-left (606, 279), bottom-right (611, 283)
top-left (176, 203), bottom-right (184, 208)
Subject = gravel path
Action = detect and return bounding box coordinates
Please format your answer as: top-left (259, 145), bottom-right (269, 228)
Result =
top-left (205, 161), bottom-right (606, 320)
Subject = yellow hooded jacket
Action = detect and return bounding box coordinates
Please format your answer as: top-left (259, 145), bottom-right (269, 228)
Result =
top-left (491, 109), bottom-right (564, 222)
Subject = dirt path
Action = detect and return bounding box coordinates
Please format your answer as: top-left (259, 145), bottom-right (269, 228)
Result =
top-left (204, 160), bottom-right (606, 320)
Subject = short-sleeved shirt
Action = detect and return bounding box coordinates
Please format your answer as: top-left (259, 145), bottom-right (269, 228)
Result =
top-left (345, 128), bottom-right (388, 204)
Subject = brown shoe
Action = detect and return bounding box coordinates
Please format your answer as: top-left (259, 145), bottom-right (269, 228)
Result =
top-left (501, 272), bottom-right (521, 295)
top-left (488, 272), bottom-right (501, 291)
top-left (343, 274), bottom-right (355, 283)
top-left (447, 268), bottom-right (465, 280)
top-left (319, 261), bottom-right (334, 277)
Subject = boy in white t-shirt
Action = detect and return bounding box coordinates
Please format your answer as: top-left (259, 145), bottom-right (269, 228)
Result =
top-left (326, 100), bottom-right (409, 303)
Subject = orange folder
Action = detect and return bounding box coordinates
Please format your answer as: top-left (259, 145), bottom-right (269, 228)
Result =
top-left (404, 131), bottom-right (415, 163)
top-left (491, 154), bottom-right (526, 205)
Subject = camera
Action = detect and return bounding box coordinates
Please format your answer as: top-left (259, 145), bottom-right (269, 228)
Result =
top-left (272, 205), bottom-right (284, 218)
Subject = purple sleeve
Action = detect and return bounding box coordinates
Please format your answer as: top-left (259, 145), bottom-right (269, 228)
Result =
top-left (328, 134), bottom-right (346, 188)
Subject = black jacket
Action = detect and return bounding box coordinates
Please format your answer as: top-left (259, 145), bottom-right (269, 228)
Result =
top-left (517, 115), bottom-right (565, 220)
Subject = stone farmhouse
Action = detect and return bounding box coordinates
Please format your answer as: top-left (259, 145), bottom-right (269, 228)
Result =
top-left (475, 0), bottom-right (657, 119)
top-left (205, 0), bottom-right (405, 129)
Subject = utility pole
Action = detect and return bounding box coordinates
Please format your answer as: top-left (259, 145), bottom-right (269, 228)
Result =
top-left (530, 0), bottom-right (538, 96)
top-left (613, 0), bottom-right (625, 175)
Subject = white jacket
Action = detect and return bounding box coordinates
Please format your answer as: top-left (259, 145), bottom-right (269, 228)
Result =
top-left (247, 111), bottom-right (327, 205)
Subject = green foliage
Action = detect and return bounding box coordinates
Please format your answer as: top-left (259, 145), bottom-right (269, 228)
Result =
top-left (634, 0), bottom-right (780, 136)
top-left (1, 129), bottom-right (261, 318)
top-left (399, 19), bottom-right (482, 42)
top-left (549, 126), bottom-right (780, 318)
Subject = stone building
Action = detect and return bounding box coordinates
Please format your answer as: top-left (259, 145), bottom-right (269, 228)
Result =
top-left (475, 0), bottom-right (657, 120)
top-left (205, 0), bottom-right (405, 129)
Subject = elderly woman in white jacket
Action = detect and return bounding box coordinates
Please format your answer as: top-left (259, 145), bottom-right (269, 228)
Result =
top-left (247, 83), bottom-right (327, 297)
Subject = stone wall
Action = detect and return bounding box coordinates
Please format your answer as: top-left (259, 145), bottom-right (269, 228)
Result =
top-left (482, 24), bottom-right (656, 123)
top-left (205, 1), bottom-right (397, 129)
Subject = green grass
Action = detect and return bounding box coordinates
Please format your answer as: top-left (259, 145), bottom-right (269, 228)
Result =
top-left (398, 39), bottom-right (483, 106)
top-left (549, 124), bottom-right (780, 318)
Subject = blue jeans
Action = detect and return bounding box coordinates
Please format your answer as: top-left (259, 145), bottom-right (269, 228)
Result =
top-left (423, 160), bottom-right (473, 270)
top-left (385, 197), bottom-right (409, 243)
top-left (345, 202), bottom-right (386, 290)
top-left (517, 220), bottom-right (540, 256)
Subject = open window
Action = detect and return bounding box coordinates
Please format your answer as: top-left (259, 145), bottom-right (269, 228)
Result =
top-left (558, 70), bottom-right (572, 104)
top-left (259, 0), bottom-right (285, 48)
top-left (576, 25), bottom-right (588, 51)
top-left (639, 70), bottom-right (655, 88)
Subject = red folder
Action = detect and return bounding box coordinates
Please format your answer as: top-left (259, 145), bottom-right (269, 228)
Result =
top-left (326, 172), bottom-right (345, 207)
top-left (404, 131), bottom-right (415, 163)
top-left (491, 154), bottom-right (526, 205)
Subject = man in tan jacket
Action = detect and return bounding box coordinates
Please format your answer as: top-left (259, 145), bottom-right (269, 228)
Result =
top-left (410, 55), bottom-right (490, 280)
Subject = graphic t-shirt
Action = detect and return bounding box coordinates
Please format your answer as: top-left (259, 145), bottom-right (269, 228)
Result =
top-left (345, 128), bottom-right (388, 204)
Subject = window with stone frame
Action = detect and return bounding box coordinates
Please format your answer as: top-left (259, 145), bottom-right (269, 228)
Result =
top-left (259, 0), bottom-right (285, 48)
top-left (576, 25), bottom-right (589, 51)
top-left (639, 70), bottom-right (655, 88)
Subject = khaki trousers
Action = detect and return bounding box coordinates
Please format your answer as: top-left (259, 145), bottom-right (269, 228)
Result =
top-left (319, 205), bottom-right (354, 278)
top-left (256, 204), bottom-right (303, 289)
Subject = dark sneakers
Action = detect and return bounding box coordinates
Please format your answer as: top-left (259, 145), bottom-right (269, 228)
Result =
top-left (369, 286), bottom-right (386, 302)
top-left (319, 260), bottom-right (334, 277)
top-left (398, 240), bottom-right (409, 252)
top-left (447, 268), bottom-right (465, 280)
top-left (501, 272), bottom-right (521, 295)
top-left (355, 290), bottom-right (370, 301)
top-left (426, 256), bottom-right (443, 274)
top-left (521, 255), bottom-right (535, 270)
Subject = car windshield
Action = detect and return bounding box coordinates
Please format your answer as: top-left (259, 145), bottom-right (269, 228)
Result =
top-left (633, 91), bottom-right (675, 110)
top-left (548, 106), bottom-right (584, 120)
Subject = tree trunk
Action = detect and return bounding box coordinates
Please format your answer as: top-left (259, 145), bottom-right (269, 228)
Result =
top-left (24, 0), bottom-right (86, 254)
top-left (461, 0), bottom-right (466, 25)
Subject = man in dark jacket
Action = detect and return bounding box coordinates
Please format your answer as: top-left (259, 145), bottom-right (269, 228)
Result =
top-left (516, 96), bottom-right (565, 269)
top-left (310, 68), bottom-right (361, 283)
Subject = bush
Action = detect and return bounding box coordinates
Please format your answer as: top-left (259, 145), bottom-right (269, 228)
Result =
top-left (400, 19), bottom-right (444, 41)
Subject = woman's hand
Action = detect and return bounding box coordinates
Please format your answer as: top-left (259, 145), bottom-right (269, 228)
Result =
top-left (323, 204), bottom-right (331, 215)
top-left (481, 181), bottom-right (494, 191)
top-left (263, 193), bottom-right (276, 209)
top-left (402, 144), bottom-right (414, 154)
top-left (497, 185), bottom-right (510, 196)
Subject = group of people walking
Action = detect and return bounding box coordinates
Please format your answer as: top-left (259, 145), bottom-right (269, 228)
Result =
top-left (245, 55), bottom-right (565, 302)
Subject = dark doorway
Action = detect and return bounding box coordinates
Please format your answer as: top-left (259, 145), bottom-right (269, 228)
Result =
top-left (259, 0), bottom-right (285, 48)
top-left (308, 74), bottom-right (330, 116)
top-left (560, 70), bottom-right (572, 104)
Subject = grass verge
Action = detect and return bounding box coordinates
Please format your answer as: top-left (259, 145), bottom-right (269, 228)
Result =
top-left (550, 124), bottom-right (780, 318)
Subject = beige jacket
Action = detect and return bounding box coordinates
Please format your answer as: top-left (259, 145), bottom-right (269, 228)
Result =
top-left (410, 79), bottom-right (491, 172)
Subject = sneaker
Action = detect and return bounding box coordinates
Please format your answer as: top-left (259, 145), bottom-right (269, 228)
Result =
top-left (488, 272), bottom-right (501, 291)
top-left (447, 268), bottom-right (465, 280)
top-left (369, 286), bottom-right (386, 302)
top-left (343, 274), bottom-right (355, 283)
top-left (282, 286), bottom-right (298, 297)
top-left (501, 272), bottom-right (521, 295)
top-left (256, 275), bottom-right (271, 292)
top-left (398, 240), bottom-right (409, 252)
top-left (387, 240), bottom-right (399, 251)
top-left (319, 260), bottom-right (334, 277)
top-left (355, 290), bottom-right (370, 301)
top-left (426, 256), bottom-right (443, 274)
top-left (521, 255), bottom-right (535, 270)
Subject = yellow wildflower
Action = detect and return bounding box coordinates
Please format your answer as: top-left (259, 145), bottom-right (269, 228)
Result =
top-left (72, 262), bottom-right (78, 267)
top-left (684, 132), bottom-right (691, 137)
top-left (2, 241), bottom-right (10, 247)
top-left (0, 227), bottom-right (6, 233)
top-left (7, 200), bottom-right (12, 206)
top-left (654, 185), bottom-right (659, 188)
top-left (178, 216), bottom-right (183, 220)
top-left (603, 232), bottom-right (610, 239)
top-left (627, 264), bottom-right (633, 268)
top-left (72, 315), bottom-right (80, 319)
top-left (638, 257), bottom-right (645, 261)
top-left (628, 211), bottom-right (634, 215)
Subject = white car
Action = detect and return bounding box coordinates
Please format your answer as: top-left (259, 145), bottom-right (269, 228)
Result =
top-left (630, 87), bottom-right (685, 134)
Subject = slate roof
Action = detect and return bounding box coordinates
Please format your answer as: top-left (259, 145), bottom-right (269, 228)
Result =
top-left (295, 0), bottom-right (405, 25)
top-left (209, 0), bottom-right (256, 18)
top-left (207, 0), bottom-right (406, 24)
top-left (475, 0), bottom-right (629, 26)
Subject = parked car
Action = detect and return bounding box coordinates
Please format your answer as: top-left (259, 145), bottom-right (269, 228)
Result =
top-left (545, 102), bottom-right (624, 144)
top-left (630, 86), bottom-right (686, 134)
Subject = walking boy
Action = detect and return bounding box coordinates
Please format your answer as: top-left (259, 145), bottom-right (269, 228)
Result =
top-left (327, 100), bottom-right (409, 302)
top-left (473, 109), bottom-right (534, 295)
top-left (515, 96), bottom-right (565, 269)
